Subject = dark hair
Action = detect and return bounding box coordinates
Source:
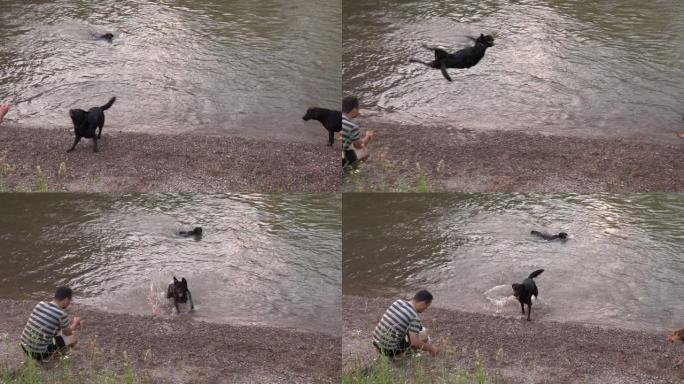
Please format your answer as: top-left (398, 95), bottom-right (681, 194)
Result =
top-left (54, 286), bottom-right (73, 301)
top-left (342, 96), bottom-right (359, 113)
top-left (413, 290), bottom-right (433, 303)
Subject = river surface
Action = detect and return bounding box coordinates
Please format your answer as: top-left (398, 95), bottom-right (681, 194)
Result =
top-left (0, 193), bottom-right (341, 335)
top-left (343, 193), bottom-right (684, 332)
top-left (0, 0), bottom-right (340, 143)
top-left (343, 0), bottom-right (684, 142)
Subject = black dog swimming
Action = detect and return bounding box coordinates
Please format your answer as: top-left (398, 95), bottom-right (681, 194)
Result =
top-left (67, 97), bottom-right (116, 153)
top-left (512, 269), bottom-right (544, 321)
top-left (410, 33), bottom-right (495, 82)
top-left (90, 32), bottom-right (114, 42)
top-left (531, 231), bottom-right (568, 241)
top-left (166, 276), bottom-right (194, 314)
top-left (179, 227), bottom-right (202, 238)
top-left (302, 107), bottom-right (342, 146)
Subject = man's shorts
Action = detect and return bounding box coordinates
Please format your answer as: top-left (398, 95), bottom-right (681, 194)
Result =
top-left (342, 149), bottom-right (358, 169)
top-left (21, 335), bottom-right (66, 361)
top-left (373, 336), bottom-right (411, 358)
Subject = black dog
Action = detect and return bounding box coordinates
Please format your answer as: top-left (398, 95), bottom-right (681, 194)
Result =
top-left (531, 231), bottom-right (568, 241)
top-left (302, 107), bottom-right (342, 146)
top-left (166, 276), bottom-right (194, 314)
top-left (512, 269), bottom-right (544, 321)
top-left (410, 33), bottom-right (495, 82)
top-left (67, 97), bottom-right (116, 153)
top-left (179, 227), bottom-right (202, 238)
top-left (91, 32), bottom-right (114, 42)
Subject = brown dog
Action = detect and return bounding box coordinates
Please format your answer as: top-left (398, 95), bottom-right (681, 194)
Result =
top-left (667, 328), bottom-right (684, 366)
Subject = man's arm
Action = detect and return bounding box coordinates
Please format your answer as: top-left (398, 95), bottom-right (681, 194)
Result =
top-left (408, 331), bottom-right (439, 357)
top-left (61, 316), bottom-right (83, 336)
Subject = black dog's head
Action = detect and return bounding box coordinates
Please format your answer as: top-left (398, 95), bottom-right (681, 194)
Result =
top-left (191, 227), bottom-right (202, 236)
top-left (512, 283), bottom-right (526, 299)
top-left (171, 276), bottom-right (189, 300)
top-left (69, 109), bottom-right (87, 126)
top-left (476, 33), bottom-right (495, 47)
top-left (558, 232), bottom-right (568, 239)
top-left (302, 107), bottom-right (319, 121)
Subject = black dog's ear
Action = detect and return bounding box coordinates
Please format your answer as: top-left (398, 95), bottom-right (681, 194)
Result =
top-left (480, 33), bottom-right (485, 38)
top-left (173, 276), bottom-right (179, 283)
top-left (181, 278), bottom-right (188, 288)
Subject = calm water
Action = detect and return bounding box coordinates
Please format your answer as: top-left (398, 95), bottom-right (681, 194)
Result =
top-left (343, 1), bottom-right (684, 142)
top-left (0, 194), bottom-right (341, 334)
top-left (0, 0), bottom-right (340, 142)
top-left (343, 193), bottom-right (684, 332)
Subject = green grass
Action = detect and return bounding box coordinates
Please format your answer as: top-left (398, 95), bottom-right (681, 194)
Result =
top-left (342, 354), bottom-right (496, 384)
top-left (344, 147), bottom-right (445, 192)
top-left (0, 151), bottom-right (65, 192)
top-left (0, 339), bottom-right (150, 384)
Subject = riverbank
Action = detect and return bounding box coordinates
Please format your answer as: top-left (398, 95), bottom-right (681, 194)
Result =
top-left (343, 295), bottom-right (684, 383)
top-left (0, 299), bottom-right (340, 383)
top-left (0, 125), bottom-right (339, 192)
top-left (343, 119), bottom-right (684, 192)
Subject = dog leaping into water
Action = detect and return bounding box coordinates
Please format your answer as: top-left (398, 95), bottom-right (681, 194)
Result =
top-left (410, 33), bottom-right (495, 82)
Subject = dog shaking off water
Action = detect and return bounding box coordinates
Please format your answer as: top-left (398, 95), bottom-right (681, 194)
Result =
top-left (410, 33), bottom-right (495, 82)
top-left (67, 97), bottom-right (116, 153)
top-left (167, 276), bottom-right (194, 314)
top-left (512, 269), bottom-right (544, 321)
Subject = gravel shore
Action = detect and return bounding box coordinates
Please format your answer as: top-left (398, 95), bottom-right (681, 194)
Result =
top-left (0, 125), bottom-right (340, 192)
top-left (343, 295), bottom-right (684, 384)
top-left (344, 118), bottom-right (684, 192)
top-left (0, 299), bottom-right (340, 383)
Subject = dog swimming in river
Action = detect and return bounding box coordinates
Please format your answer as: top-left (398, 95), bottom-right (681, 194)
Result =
top-left (531, 230), bottom-right (568, 241)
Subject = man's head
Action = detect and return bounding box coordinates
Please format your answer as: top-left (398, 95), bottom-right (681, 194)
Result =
top-left (412, 290), bottom-right (433, 313)
top-left (54, 286), bottom-right (73, 309)
top-left (342, 96), bottom-right (359, 118)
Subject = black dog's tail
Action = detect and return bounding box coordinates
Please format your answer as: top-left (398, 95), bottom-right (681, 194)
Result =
top-left (528, 269), bottom-right (544, 279)
top-left (101, 97), bottom-right (116, 110)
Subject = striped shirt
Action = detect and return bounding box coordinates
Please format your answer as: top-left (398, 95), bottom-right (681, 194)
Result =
top-left (20, 301), bottom-right (69, 353)
top-left (372, 299), bottom-right (423, 350)
top-left (342, 115), bottom-right (360, 151)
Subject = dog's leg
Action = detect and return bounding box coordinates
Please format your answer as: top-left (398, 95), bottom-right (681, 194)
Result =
top-left (440, 61), bottom-right (453, 82)
top-left (527, 303), bottom-right (532, 321)
top-left (328, 130), bottom-right (334, 146)
top-left (174, 299), bottom-right (180, 314)
top-left (67, 136), bottom-right (81, 152)
top-left (187, 290), bottom-right (194, 312)
top-left (520, 302), bottom-right (525, 314)
top-left (92, 137), bottom-right (98, 153)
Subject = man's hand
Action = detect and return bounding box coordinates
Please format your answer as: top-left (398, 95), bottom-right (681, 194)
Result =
top-left (0, 102), bottom-right (9, 119)
top-left (427, 344), bottom-right (440, 357)
top-left (71, 316), bottom-right (83, 328)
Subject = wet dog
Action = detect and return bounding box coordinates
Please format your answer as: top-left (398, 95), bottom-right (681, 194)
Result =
top-left (531, 231), bottom-right (568, 241)
top-left (179, 227), bottom-right (202, 239)
top-left (67, 97), bottom-right (116, 153)
top-left (667, 328), bottom-right (684, 366)
top-left (91, 32), bottom-right (114, 42)
top-left (512, 269), bottom-right (544, 321)
top-left (302, 107), bottom-right (342, 146)
top-left (166, 277), bottom-right (194, 314)
top-left (410, 33), bottom-right (495, 82)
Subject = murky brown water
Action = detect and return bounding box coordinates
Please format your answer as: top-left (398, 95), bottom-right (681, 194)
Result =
top-left (0, 194), bottom-right (341, 334)
top-left (0, 0), bottom-right (340, 143)
top-left (343, 0), bottom-right (684, 142)
top-left (343, 193), bottom-right (684, 332)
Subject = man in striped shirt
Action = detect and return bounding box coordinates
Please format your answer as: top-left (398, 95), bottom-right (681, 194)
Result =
top-left (20, 286), bottom-right (83, 360)
top-left (372, 290), bottom-right (440, 358)
top-left (342, 96), bottom-right (373, 169)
